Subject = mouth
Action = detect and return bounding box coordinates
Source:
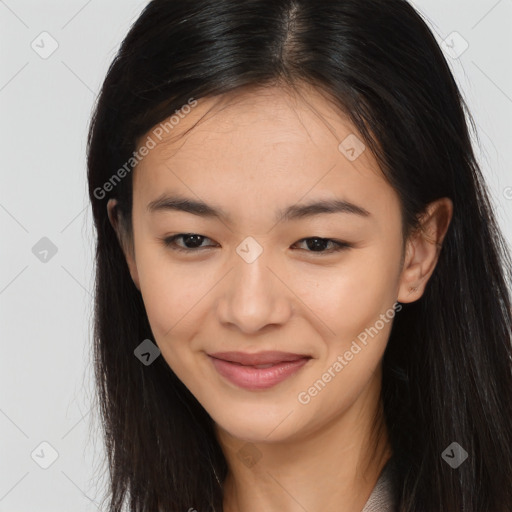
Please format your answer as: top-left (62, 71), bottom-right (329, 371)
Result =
top-left (207, 351), bottom-right (312, 390)
top-left (208, 350), bottom-right (311, 366)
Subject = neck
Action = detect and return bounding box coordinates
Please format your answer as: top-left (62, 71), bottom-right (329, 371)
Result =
top-left (216, 371), bottom-right (392, 512)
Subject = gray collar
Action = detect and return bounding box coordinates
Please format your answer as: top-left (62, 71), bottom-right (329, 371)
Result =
top-left (361, 458), bottom-right (397, 512)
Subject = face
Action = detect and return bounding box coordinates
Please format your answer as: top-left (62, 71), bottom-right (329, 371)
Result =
top-left (112, 84), bottom-right (413, 444)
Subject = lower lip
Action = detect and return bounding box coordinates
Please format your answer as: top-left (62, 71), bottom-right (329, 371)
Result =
top-left (208, 355), bottom-right (311, 390)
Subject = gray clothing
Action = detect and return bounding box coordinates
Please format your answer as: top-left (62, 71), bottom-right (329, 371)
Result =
top-left (361, 458), bottom-right (397, 512)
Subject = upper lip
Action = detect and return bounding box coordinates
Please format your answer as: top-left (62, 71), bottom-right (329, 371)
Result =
top-left (208, 351), bottom-right (311, 366)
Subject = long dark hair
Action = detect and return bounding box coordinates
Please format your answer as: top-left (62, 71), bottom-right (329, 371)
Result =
top-left (86, 0), bottom-right (512, 510)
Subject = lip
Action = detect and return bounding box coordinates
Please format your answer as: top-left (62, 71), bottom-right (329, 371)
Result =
top-left (207, 351), bottom-right (312, 390)
top-left (208, 350), bottom-right (311, 365)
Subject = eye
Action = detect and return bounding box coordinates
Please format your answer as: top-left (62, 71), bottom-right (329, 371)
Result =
top-left (291, 237), bottom-right (351, 255)
top-left (162, 233), bottom-right (217, 252)
top-left (162, 234), bottom-right (351, 256)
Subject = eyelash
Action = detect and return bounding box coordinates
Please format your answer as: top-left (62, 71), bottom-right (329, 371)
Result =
top-left (161, 233), bottom-right (351, 256)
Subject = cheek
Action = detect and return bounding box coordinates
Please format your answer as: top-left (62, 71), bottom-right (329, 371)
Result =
top-left (299, 243), bottom-right (402, 342)
top-left (292, 247), bottom-right (401, 421)
top-left (134, 242), bottom-right (210, 341)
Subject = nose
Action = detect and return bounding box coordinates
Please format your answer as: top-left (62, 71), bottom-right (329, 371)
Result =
top-left (215, 247), bottom-right (293, 334)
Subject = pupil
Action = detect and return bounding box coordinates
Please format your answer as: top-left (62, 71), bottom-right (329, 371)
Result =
top-left (184, 234), bottom-right (203, 248)
top-left (307, 238), bottom-right (328, 251)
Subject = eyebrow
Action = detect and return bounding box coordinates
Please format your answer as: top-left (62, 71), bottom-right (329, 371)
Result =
top-left (146, 194), bottom-right (371, 223)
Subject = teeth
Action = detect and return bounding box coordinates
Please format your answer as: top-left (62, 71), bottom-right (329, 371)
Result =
top-left (252, 363), bottom-right (275, 369)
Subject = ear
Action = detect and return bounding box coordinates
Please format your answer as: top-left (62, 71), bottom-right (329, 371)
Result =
top-left (397, 197), bottom-right (453, 303)
top-left (107, 199), bottom-right (141, 291)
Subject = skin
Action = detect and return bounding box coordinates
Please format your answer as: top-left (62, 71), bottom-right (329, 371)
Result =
top-left (108, 83), bottom-right (452, 512)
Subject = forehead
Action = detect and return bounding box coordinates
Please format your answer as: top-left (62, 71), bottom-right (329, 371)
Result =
top-left (132, 84), bottom-right (399, 226)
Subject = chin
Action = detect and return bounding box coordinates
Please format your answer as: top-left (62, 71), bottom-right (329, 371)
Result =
top-left (212, 408), bottom-right (298, 444)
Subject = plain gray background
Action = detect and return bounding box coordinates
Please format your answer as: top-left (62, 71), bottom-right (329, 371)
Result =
top-left (1, 1), bottom-right (511, 510)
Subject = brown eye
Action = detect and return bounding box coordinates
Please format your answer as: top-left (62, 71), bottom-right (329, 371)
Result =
top-left (161, 234), bottom-right (351, 256)
top-left (292, 237), bottom-right (351, 255)
top-left (163, 233), bottom-right (217, 252)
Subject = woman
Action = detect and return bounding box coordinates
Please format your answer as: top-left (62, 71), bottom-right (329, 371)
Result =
top-left (86, 0), bottom-right (512, 510)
